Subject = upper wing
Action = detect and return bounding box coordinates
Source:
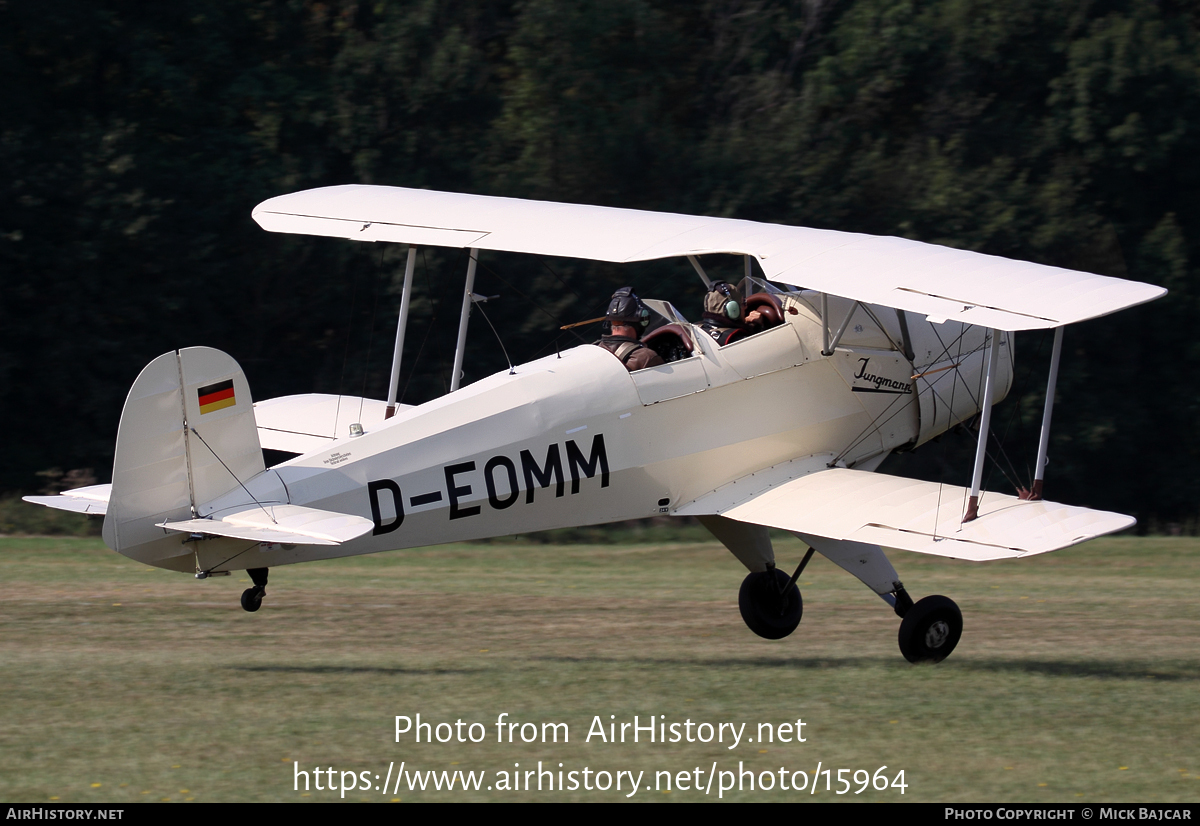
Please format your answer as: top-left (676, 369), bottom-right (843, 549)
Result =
top-left (676, 465), bottom-right (1133, 561)
top-left (253, 185), bottom-right (1165, 332)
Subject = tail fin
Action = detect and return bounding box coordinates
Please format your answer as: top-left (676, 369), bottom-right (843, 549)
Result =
top-left (103, 347), bottom-right (264, 569)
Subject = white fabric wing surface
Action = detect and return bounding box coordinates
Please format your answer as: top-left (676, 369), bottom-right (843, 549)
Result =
top-left (253, 185), bottom-right (1165, 332)
top-left (681, 467), bottom-right (1134, 561)
top-left (254, 393), bottom-right (403, 454)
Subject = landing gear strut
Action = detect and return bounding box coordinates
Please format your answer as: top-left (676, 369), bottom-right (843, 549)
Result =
top-left (897, 595), bottom-right (962, 663)
top-left (240, 567), bottom-right (269, 613)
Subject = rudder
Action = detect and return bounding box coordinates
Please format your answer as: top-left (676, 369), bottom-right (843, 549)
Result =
top-left (103, 347), bottom-right (264, 569)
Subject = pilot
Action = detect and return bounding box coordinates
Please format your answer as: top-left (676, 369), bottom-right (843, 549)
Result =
top-left (595, 287), bottom-right (665, 371)
top-left (698, 280), bottom-right (763, 345)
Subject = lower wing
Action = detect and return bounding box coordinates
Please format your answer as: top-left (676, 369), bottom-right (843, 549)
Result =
top-left (677, 466), bottom-right (1133, 561)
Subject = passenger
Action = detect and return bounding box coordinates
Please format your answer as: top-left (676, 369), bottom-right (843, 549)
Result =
top-left (595, 287), bottom-right (666, 371)
top-left (698, 280), bottom-right (763, 345)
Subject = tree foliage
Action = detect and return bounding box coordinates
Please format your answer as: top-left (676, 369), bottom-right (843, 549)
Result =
top-left (2, 0), bottom-right (1196, 526)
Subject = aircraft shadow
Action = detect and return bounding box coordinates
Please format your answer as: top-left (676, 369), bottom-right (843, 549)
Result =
top-left (955, 659), bottom-right (1200, 682)
top-left (531, 655), bottom-right (888, 670)
top-left (230, 665), bottom-right (485, 676)
top-left (530, 655), bottom-right (1200, 680)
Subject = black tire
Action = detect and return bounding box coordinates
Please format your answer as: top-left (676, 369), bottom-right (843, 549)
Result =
top-left (240, 587), bottom-right (263, 613)
top-left (738, 569), bottom-right (802, 640)
top-left (897, 595), bottom-right (962, 663)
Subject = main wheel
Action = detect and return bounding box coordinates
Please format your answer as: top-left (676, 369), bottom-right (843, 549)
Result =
top-left (240, 587), bottom-right (263, 613)
top-left (897, 595), bottom-right (962, 663)
top-left (738, 569), bottom-right (802, 640)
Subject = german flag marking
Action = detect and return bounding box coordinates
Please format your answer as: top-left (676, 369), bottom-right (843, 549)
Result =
top-left (197, 379), bottom-right (236, 414)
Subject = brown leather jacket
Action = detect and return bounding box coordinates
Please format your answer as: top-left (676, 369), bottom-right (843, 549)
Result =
top-left (596, 336), bottom-right (665, 371)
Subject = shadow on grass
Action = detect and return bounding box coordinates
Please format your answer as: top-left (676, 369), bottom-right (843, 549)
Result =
top-left (532, 655), bottom-right (887, 670)
top-left (230, 665), bottom-right (486, 676)
top-left (530, 655), bottom-right (1200, 680)
top-left (959, 659), bottom-right (1200, 681)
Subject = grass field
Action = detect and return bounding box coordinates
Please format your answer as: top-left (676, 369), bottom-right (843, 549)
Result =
top-left (1, 533), bottom-right (1198, 803)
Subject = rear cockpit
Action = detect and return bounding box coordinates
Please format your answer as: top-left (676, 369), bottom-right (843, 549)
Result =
top-left (635, 278), bottom-right (793, 368)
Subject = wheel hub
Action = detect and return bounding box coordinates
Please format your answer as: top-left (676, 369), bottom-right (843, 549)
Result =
top-left (925, 619), bottom-right (950, 649)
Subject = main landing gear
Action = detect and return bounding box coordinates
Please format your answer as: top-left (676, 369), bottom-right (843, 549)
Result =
top-left (738, 550), bottom-right (814, 640)
top-left (893, 591), bottom-right (962, 663)
top-left (706, 518), bottom-right (964, 663)
top-left (240, 567), bottom-right (269, 613)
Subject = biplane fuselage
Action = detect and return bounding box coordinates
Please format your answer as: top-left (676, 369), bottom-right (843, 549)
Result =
top-left (133, 290), bottom-right (1006, 575)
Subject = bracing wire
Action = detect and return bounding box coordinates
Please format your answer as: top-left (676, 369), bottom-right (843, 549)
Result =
top-left (933, 323), bottom-right (969, 538)
top-left (333, 258), bottom-right (360, 439)
top-left (832, 322), bottom-right (977, 467)
top-left (205, 542), bottom-right (260, 576)
top-left (398, 250), bottom-right (438, 405)
top-left (357, 245), bottom-right (386, 425)
top-left (188, 427), bottom-right (277, 524)
top-left (988, 328), bottom-right (1051, 493)
top-left (429, 248), bottom-right (464, 395)
top-left (472, 299), bottom-right (516, 375)
top-left (961, 329), bottom-right (993, 519)
top-left (539, 258), bottom-right (588, 303)
top-left (475, 257), bottom-right (593, 345)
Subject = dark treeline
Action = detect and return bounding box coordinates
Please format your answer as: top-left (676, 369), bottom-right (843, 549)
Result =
top-left (2, 1), bottom-right (1197, 528)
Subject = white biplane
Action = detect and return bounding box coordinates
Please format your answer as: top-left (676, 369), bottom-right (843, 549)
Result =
top-left (27, 186), bottom-right (1165, 662)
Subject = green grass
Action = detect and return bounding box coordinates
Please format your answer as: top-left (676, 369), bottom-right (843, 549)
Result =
top-left (1, 534), bottom-right (1198, 802)
top-left (0, 495), bottom-right (102, 537)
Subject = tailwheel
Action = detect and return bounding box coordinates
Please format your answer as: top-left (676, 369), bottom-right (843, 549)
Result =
top-left (897, 595), bottom-right (962, 663)
top-left (240, 567), bottom-right (269, 613)
top-left (738, 567), bottom-right (802, 640)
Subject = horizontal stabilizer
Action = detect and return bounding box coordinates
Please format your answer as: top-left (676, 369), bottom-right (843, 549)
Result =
top-left (159, 504), bottom-right (374, 546)
top-left (23, 484), bottom-right (112, 516)
top-left (680, 467), bottom-right (1133, 561)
